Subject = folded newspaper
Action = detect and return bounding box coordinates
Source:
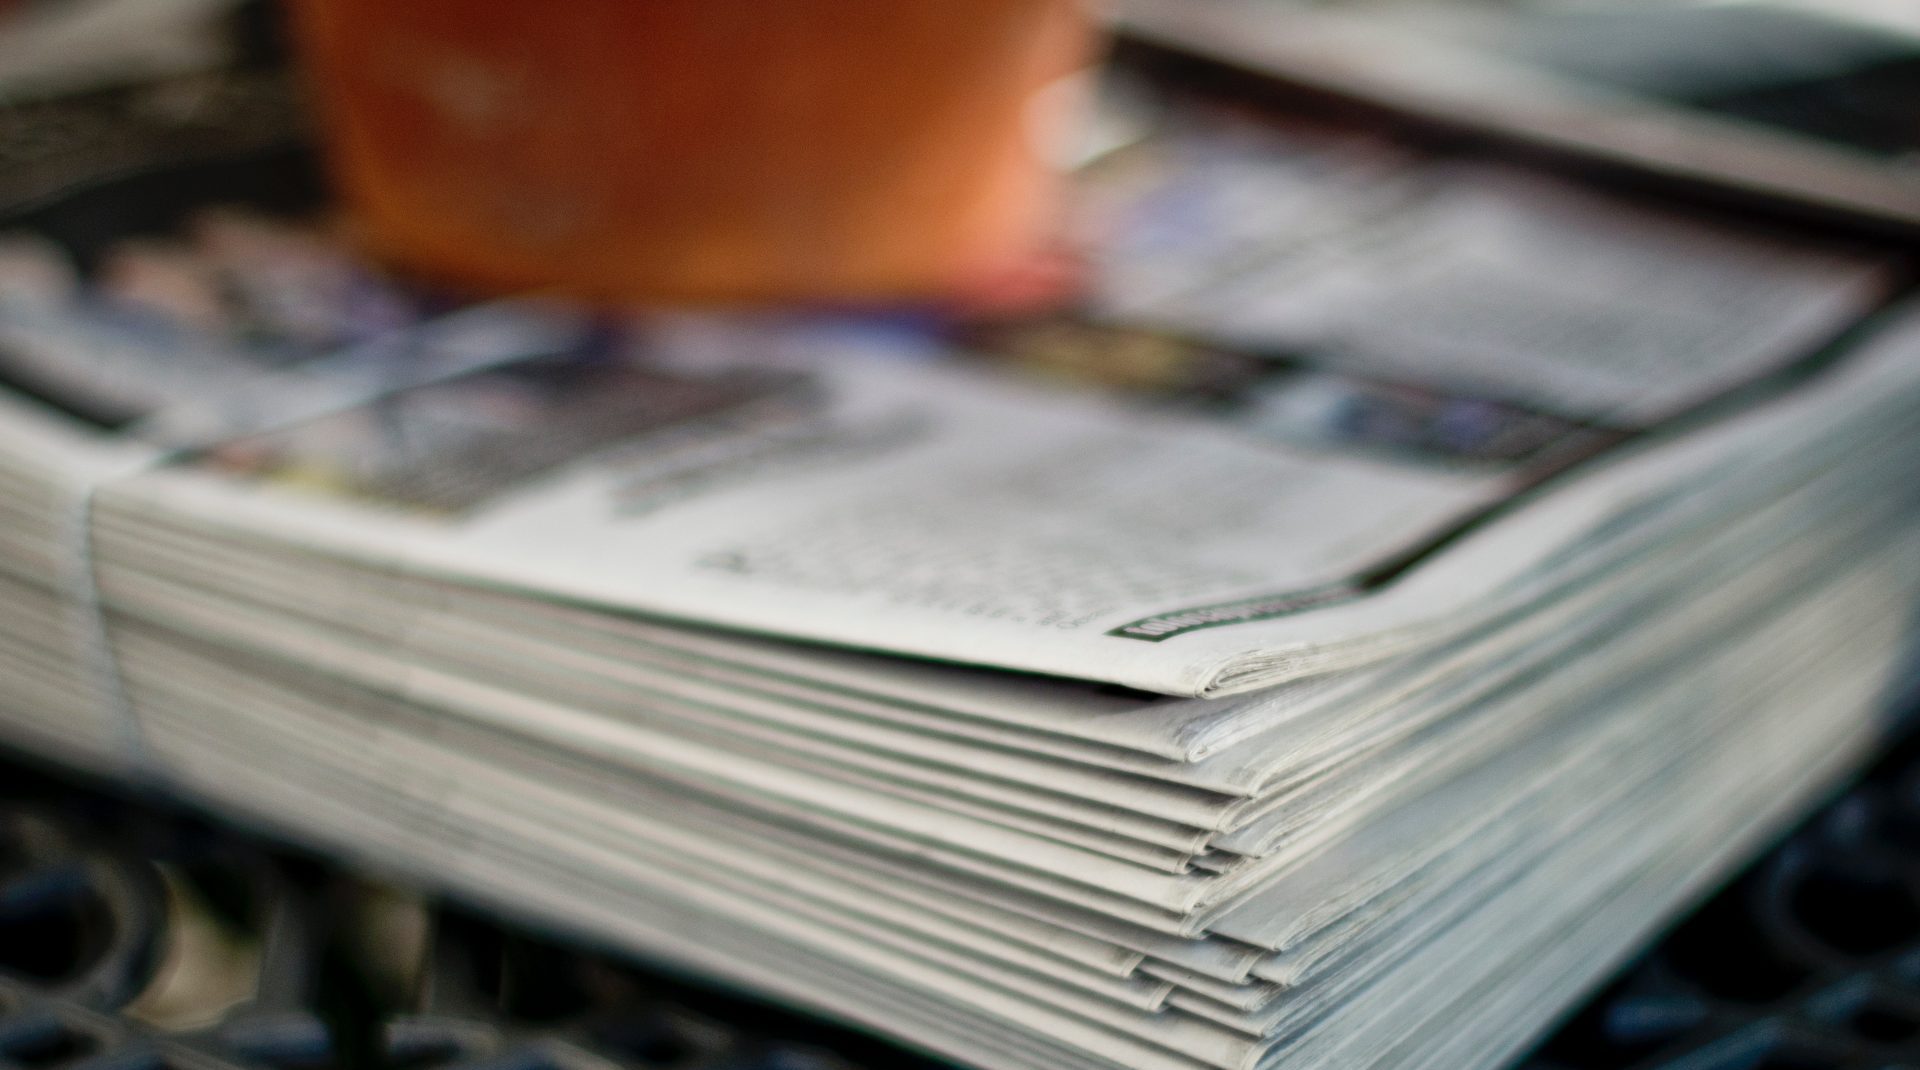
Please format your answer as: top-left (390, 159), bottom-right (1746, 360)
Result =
top-left (0, 87), bottom-right (1918, 1070)
top-left (1113, 0), bottom-right (1920, 229)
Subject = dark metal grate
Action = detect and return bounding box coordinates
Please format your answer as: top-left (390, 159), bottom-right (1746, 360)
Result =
top-left (0, 757), bottom-right (942, 1070)
top-left (1522, 721), bottom-right (1920, 1070)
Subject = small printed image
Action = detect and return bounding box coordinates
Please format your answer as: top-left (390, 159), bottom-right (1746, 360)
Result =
top-left (0, 207), bottom-right (426, 425)
top-left (1230, 368), bottom-right (1620, 473)
top-left (201, 358), bottom-right (803, 516)
top-left (0, 201), bottom-right (811, 514)
top-left (963, 318), bottom-right (1269, 400)
top-left (965, 319), bottom-right (1610, 474)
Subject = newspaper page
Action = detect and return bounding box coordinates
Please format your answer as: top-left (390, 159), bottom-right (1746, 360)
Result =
top-left (1079, 106), bottom-right (1896, 423)
top-left (0, 175), bottom-right (1909, 698)
top-left (105, 304), bottom-right (1920, 698)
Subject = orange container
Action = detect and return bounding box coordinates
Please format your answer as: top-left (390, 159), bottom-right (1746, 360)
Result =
top-left (289, 0), bottom-right (1095, 306)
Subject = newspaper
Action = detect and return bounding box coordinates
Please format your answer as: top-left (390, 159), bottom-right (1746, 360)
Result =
top-left (1079, 109), bottom-right (1894, 422)
top-left (0, 176), bottom-right (1903, 698)
top-left (1113, 0), bottom-right (1920, 229)
top-left (62, 320), bottom-right (1884, 699)
top-left (2, 85), bottom-right (1920, 1070)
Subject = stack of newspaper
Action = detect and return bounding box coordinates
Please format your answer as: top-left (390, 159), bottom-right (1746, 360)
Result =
top-left (1, 102), bottom-right (1919, 1070)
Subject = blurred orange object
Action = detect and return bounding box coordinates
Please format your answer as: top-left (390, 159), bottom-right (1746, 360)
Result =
top-left (289, 0), bottom-right (1096, 307)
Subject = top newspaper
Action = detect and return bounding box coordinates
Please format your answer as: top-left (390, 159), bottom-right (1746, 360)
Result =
top-left (0, 111), bottom-right (1902, 698)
